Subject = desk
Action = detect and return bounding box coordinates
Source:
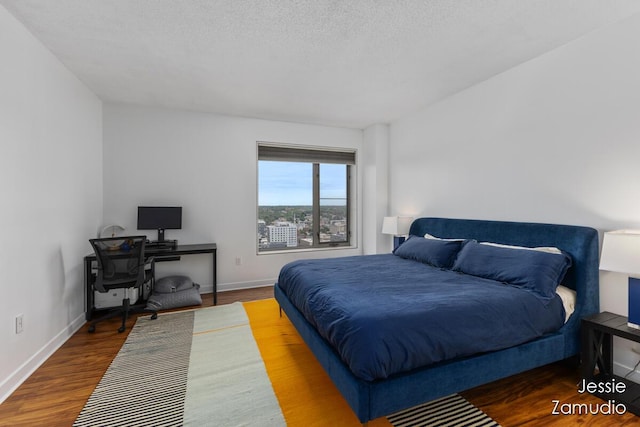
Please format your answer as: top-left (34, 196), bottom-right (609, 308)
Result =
top-left (84, 243), bottom-right (217, 321)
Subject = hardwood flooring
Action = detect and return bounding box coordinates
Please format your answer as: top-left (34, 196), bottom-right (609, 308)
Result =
top-left (0, 286), bottom-right (638, 426)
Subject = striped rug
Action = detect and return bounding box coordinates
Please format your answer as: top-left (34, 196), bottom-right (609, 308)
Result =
top-left (74, 310), bottom-right (194, 426)
top-left (75, 300), bottom-right (501, 426)
top-left (74, 303), bottom-right (285, 426)
top-left (387, 394), bottom-right (500, 427)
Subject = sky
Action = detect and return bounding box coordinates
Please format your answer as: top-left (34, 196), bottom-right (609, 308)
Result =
top-left (258, 161), bottom-right (346, 206)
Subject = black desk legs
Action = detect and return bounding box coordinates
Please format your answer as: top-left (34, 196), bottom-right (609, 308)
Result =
top-left (212, 250), bottom-right (217, 305)
top-left (84, 258), bottom-right (94, 321)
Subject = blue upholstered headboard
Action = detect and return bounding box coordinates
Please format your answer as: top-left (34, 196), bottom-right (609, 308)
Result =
top-left (409, 217), bottom-right (600, 323)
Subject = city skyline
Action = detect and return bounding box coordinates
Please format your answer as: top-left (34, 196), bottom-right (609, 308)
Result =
top-left (258, 205), bottom-right (348, 250)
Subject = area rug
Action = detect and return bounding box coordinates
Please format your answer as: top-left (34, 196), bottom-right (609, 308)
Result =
top-left (74, 299), bottom-right (501, 426)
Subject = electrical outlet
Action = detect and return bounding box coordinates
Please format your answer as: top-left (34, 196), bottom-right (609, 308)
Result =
top-left (15, 314), bottom-right (23, 334)
top-left (235, 256), bottom-right (242, 266)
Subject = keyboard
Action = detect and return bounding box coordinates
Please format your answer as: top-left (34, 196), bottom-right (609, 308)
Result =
top-left (149, 246), bottom-right (174, 251)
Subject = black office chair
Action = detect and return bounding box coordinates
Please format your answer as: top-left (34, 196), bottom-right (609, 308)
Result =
top-left (88, 236), bottom-right (157, 333)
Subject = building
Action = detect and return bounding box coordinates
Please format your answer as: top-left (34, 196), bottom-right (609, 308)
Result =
top-left (268, 222), bottom-right (298, 248)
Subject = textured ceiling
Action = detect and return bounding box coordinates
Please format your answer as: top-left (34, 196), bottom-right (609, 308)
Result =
top-left (3, 0), bottom-right (640, 128)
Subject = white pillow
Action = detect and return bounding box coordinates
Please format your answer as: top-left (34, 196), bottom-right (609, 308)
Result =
top-left (479, 241), bottom-right (563, 254)
top-left (423, 233), bottom-right (465, 242)
top-left (425, 234), bottom-right (562, 254)
top-left (556, 285), bottom-right (576, 323)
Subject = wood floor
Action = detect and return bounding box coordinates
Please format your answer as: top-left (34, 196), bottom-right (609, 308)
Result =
top-left (0, 287), bottom-right (637, 426)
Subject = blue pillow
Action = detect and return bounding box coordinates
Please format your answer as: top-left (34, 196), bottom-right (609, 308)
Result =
top-left (452, 240), bottom-right (572, 303)
top-left (393, 236), bottom-right (464, 269)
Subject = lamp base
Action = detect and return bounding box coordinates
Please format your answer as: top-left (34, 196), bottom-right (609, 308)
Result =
top-left (393, 236), bottom-right (406, 251)
top-left (629, 277), bottom-right (640, 329)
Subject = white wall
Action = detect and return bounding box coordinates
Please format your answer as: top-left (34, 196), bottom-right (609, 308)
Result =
top-left (0, 6), bottom-right (103, 401)
top-left (390, 13), bottom-right (640, 375)
top-left (362, 124), bottom-right (391, 254)
top-left (103, 104), bottom-right (363, 291)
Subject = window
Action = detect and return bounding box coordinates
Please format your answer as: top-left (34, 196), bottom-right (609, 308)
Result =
top-left (257, 143), bottom-right (355, 252)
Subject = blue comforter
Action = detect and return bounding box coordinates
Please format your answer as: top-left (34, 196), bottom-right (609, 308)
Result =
top-left (277, 254), bottom-right (565, 381)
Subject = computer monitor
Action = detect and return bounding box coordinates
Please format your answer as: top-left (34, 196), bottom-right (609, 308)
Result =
top-left (137, 206), bottom-right (182, 242)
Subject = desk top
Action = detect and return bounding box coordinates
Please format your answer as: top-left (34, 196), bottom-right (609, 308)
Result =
top-left (85, 242), bottom-right (216, 260)
top-left (148, 242), bottom-right (216, 254)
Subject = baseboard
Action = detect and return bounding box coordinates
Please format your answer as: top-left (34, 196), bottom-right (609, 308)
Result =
top-left (0, 313), bottom-right (86, 404)
top-left (198, 279), bottom-right (276, 294)
top-left (614, 360), bottom-right (640, 383)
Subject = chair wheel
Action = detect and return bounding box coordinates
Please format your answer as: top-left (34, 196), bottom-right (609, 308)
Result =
top-left (88, 325), bottom-right (95, 333)
top-left (118, 326), bottom-right (125, 333)
top-left (151, 313), bottom-right (158, 320)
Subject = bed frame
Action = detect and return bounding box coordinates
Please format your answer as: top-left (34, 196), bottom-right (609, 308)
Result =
top-left (274, 217), bottom-right (599, 424)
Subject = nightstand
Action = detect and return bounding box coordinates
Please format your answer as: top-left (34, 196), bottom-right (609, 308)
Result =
top-left (581, 311), bottom-right (640, 415)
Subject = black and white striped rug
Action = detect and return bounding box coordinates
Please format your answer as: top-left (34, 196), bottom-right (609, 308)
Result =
top-left (388, 393), bottom-right (501, 427)
top-left (74, 304), bottom-right (285, 427)
top-left (74, 311), bottom-right (195, 426)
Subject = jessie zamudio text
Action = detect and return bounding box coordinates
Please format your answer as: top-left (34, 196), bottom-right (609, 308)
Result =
top-left (551, 378), bottom-right (627, 416)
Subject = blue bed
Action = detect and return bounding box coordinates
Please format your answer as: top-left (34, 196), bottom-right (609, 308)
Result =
top-left (274, 218), bottom-right (599, 424)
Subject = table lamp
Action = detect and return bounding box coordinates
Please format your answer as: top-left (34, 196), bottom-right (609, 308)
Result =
top-left (99, 224), bottom-right (125, 238)
top-left (600, 229), bottom-right (640, 329)
top-left (382, 216), bottom-right (413, 250)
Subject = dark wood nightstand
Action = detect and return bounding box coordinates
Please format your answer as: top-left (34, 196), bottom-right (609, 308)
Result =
top-left (581, 311), bottom-right (640, 415)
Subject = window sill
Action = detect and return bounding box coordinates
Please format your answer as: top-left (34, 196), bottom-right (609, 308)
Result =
top-left (257, 245), bottom-right (358, 256)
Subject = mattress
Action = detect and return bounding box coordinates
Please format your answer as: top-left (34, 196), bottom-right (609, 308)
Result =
top-left (277, 254), bottom-right (565, 381)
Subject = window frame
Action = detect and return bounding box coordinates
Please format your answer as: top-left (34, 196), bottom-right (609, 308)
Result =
top-left (257, 142), bottom-right (355, 253)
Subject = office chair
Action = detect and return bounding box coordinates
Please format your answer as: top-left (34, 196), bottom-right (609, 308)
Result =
top-left (88, 236), bottom-right (157, 333)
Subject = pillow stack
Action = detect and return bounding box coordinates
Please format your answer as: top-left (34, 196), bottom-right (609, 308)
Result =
top-left (393, 233), bottom-right (572, 304)
top-left (146, 275), bottom-right (202, 310)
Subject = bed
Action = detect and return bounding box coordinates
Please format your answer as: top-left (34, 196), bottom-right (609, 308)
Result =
top-left (274, 217), bottom-right (599, 424)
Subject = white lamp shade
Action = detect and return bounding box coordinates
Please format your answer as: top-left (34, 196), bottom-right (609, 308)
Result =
top-left (382, 216), bottom-right (413, 235)
top-left (600, 230), bottom-right (640, 276)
